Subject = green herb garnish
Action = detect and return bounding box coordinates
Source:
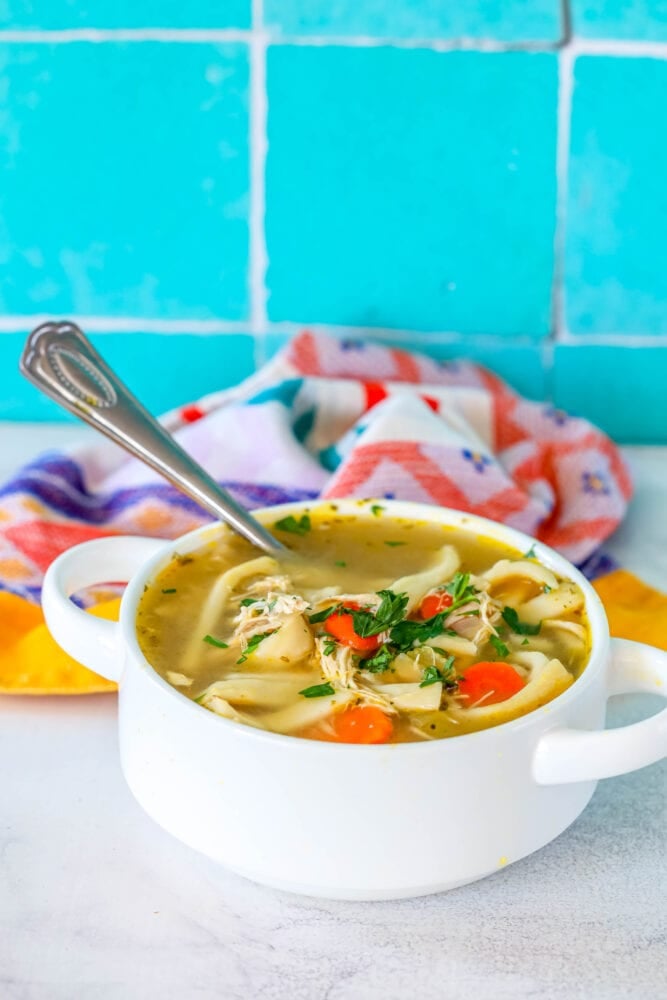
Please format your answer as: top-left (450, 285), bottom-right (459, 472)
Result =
top-left (502, 606), bottom-right (542, 636)
top-left (350, 589), bottom-right (409, 638)
top-left (299, 682), bottom-right (335, 698)
top-left (543, 584), bottom-right (552, 593)
top-left (334, 560), bottom-right (347, 567)
top-left (203, 634), bottom-right (228, 648)
top-left (388, 615), bottom-right (455, 652)
top-left (161, 588), bottom-right (177, 594)
top-left (420, 665), bottom-right (442, 687)
top-left (524, 544), bottom-right (537, 559)
top-left (239, 597), bottom-right (259, 607)
top-left (521, 638), bottom-right (530, 645)
top-left (444, 572), bottom-right (480, 610)
top-left (384, 540), bottom-right (406, 547)
top-left (370, 504), bottom-right (384, 517)
top-left (420, 656), bottom-right (455, 688)
top-left (360, 644), bottom-right (395, 674)
top-left (322, 639), bottom-right (337, 656)
top-left (237, 631), bottom-right (275, 664)
top-left (309, 603), bottom-right (342, 624)
top-left (274, 514), bottom-right (311, 536)
top-left (490, 634), bottom-right (510, 657)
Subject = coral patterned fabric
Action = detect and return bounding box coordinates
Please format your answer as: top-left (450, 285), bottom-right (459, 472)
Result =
top-left (0, 331), bottom-right (632, 607)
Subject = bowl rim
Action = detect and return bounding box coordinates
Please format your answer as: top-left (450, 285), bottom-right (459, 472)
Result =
top-left (120, 498), bottom-right (610, 752)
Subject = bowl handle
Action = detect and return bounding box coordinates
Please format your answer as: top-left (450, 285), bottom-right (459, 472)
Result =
top-left (42, 536), bottom-right (167, 683)
top-left (533, 638), bottom-right (667, 785)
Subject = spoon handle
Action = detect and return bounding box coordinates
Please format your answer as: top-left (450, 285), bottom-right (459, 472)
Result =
top-left (20, 321), bottom-right (285, 555)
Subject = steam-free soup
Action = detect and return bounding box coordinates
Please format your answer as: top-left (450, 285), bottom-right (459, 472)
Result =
top-left (137, 506), bottom-right (590, 743)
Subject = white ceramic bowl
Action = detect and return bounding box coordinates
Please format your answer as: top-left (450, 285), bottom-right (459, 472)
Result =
top-left (42, 500), bottom-right (667, 900)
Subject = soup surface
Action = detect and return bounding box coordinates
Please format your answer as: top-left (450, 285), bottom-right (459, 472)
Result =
top-left (137, 506), bottom-right (590, 743)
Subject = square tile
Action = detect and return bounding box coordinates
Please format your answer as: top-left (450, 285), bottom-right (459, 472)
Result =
top-left (553, 345), bottom-right (667, 443)
top-left (566, 56), bottom-right (667, 335)
top-left (0, 332), bottom-right (256, 420)
top-left (572, 1), bottom-right (667, 40)
top-left (0, 43), bottom-right (250, 319)
top-left (0, 1), bottom-right (250, 29)
top-left (266, 47), bottom-right (558, 336)
top-left (264, 1), bottom-right (563, 42)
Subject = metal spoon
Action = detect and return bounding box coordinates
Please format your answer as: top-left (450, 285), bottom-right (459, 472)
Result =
top-left (20, 321), bottom-right (287, 556)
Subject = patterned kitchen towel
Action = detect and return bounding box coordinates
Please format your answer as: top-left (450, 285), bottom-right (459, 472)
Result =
top-left (0, 330), bottom-right (663, 693)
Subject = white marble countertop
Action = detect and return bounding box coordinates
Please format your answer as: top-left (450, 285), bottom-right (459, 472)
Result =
top-left (0, 426), bottom-right (665, 1000)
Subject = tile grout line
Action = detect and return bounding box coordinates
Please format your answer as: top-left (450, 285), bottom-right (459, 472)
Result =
top-left (0, 316), bottom-right (249, 334)
top-left (0, 28), bottom-right (666, 59)
top-left (547, 37), bottom-right (575, 402)
top-left (2, 317), bottom-right (667, 347)
top-left (249, 0), bottom-right (269, 369)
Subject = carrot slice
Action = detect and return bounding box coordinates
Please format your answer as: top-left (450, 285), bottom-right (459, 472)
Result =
top-left (420, 591), bottom-right (454, 619)
top-left (332, 706), bottom-right (394, 744)
top-left (325, 603), bottom-right (382, 654)
top-left (457, 661), bottom-right (526, 707)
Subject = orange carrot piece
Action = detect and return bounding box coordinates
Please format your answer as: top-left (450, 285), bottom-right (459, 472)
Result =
top-left (419, 591), bottom-right (454, 619)
top-left (325, 603), bottom-right (382, 654)
top-left (332, 706), bottom-right (394, 744)
top-left (457, 661), bottom-right (526, 707)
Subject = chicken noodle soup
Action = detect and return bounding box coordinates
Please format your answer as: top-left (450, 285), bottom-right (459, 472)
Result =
top-left (137, 507), bottom-right (590, 743)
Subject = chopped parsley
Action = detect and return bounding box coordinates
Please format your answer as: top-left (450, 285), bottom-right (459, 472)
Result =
top-left (237, 631), bottom-right (275, 664)
top-left (502, 606), bottom-right (542, 636)
top-left (420, 656), bottom-right (455, 688)
top-left (203, 634), bottom-right (228, 649)
top-left (350, 589), bottom-right (409, 638)
top-left (299, 682), bottom-right (335, 698)
top-left (524, 544), bottom-right (537, 559)
top-left (490, 634), bottom-right (510, 657)
top-left (444, 572), bottom-right (480, 611)
top-left (273, 513), bottom-right (311, 536)
top-left (239, 597), bottom-right (259, 607)
top-left (161, 588), bottom-right (177, 594)
top-left (309, 603), bottom-right (342, 624)
top-left (360, 644), bottom-right (395, 674)
top-left (370, 504), bottom-right (384, 517)
top-left (334, 560), bottom-right (347, 567)
top-left (388, 614), bottom-right (456, 653)
top-left (543, 584), bottom-right (552, 594)
top-left (521, 638), bottom-right (530, 646)
top-left (384, 540), bottom-right (406, 547)
top-left (322, 639), bottom-right (337, 656)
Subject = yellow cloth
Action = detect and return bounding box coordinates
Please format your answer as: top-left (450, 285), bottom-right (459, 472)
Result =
top-left (592, 569), bottom-right (667, 652)
top-left (0, 570), bottom-right (665, 695)
top-left (0, 592), bottom-right (120, 694)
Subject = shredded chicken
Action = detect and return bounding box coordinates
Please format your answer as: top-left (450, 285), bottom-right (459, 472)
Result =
top-left (314, 637), bottom-right (398, 714)
top-left (316, 637), bottom-right (358, 689)
top-left (446, 590), bottom-right (502, 646)
top-left (233, 591), bottom-right (309, 647)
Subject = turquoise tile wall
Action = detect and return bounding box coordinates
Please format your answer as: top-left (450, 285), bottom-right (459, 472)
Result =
top-left (0, 2), bottom-right (251, 29)
top-left (553, 346), bottom-right (667, 444)
top-left (566, 56), bottom-right (667, 334)
top-left (0, 332), bottom-right (256, 420)
top-left (0, 42), bottom-right (250, 319)
top-left (266, 48), bottom-right (557, 335)
top-left (0, 3), bottom-right (666, 443)
top-left (263, 1), bottom-right (564, 41)
top-left (572, 2), bottom-right (667, 40)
